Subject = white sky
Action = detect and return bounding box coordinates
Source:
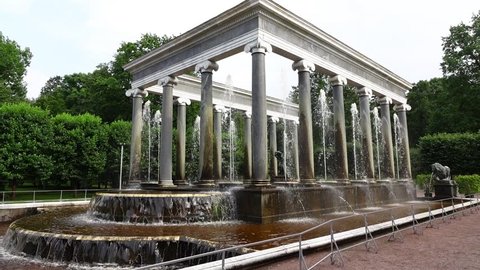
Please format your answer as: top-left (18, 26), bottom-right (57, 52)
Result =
top-left (1, 0), bottom-right (479, 99)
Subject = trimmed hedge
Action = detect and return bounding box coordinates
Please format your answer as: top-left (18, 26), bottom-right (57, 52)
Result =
top-left (455, 174), bottom-right (480, 195)
top-left (0, 103), bottom-right (131, 190)
top-left (418, 133), bottom-right (480, 175)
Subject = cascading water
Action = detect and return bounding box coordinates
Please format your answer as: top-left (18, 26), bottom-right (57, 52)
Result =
top-left (142, 100), bottom-right (152, 182)
top-left (372, 107), bottom-right (382, 180)
top-left (192, 116), bottom-right (201, 181)
top-left (224, 75), bottom-right (237, 182)
top-left (393, 113), bottom-right (400, 180)
top-left (153, 110), bottom-right (161, 182)
top-left (350, 103), bottom-right (366, 181)
top-left (350, 103), bottom-right (359, 180)
top-left (314, 89), bottom-right (333, 181)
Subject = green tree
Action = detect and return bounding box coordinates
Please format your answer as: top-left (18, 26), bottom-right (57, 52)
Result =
top-left (441, 11), bottom-right (480, 83)
top-left (50, 113), bottom-right (107, 189)
top-left (103, 120), bottom-right (131, 188)
top-left (0, 32), bottom-right (32, 103)
top-left (0, 103), bottom-right (53, 193)
top-left (35, 33), bottom-right (174, 122)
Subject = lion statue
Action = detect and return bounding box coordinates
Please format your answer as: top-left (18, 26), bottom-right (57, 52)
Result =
top-left (431, 162), bottom-right (451, 183)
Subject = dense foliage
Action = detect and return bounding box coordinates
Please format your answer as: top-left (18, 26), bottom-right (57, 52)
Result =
top-left (408, 11), bottom-right (480, 145)
top-left (0, 32), bottom-right (32, 103)
top-left (0, 103), bottom-right (130, 191)
top-left (455, 174), bottom-right (480, 195)
top-left (35, 33), bottom-right (174, 122)
top-left (418, 133), bottom-right (480, 175)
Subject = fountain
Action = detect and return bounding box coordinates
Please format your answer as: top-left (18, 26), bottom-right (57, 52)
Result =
top-left (314, 89), bottom-right (334, 182)
top-left (1, 0), bottom-right (420, 268)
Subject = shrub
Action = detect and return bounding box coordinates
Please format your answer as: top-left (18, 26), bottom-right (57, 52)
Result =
top-left (415, 174), bottom-right (431, 189)
top-left (0, 103), bottom-right (53, 190)
top-left (455, 174), bottom-right (480, 196)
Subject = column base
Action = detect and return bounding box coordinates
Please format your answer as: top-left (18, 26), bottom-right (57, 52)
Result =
top-left (350, 179), bottom-right (369, 184)
top-left (299, 179), bottom-right (318, 186)
top-left (335, 179), bottom-right (351, 185)
top-left (158, 180), bottom-right (175, 187)
top-left (196, 180), bottom-right (216, 187)
top-left (173, 180), bottom-right (189, 186)
top-left (395, 178), bottom-right (412, 183)
top-left (377, 178), bottom-right (395, 183)
top-left (247, 179), bottom-right (271, 188)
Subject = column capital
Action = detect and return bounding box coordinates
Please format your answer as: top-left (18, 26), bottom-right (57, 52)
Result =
top-left (329, 75), bottom-right (347, 86)
top-left (292, 60), bottom-right (315, 73)
top-left (244, 38), bottom-right (272, 54)
top-left (378, 96), bottom-right (393, 105)
top-left (393, 103), bottom-right (411, 112)
top-left (176, 97), bottom-right (191, 106)
top-left (125, 88), bottom-right (148, 98)
top-left (244, 110), bottom-right (252, 118)
top-left (356, 87), bottom-right (372, 97)
top-left (159, 76), bottom-right (178, 87)
top-left (268, 116), bottom-right (279, 123)
top-left (214, 104), bottom-right (227, 113)
top-left (195, 60), bottom-right (219, 73)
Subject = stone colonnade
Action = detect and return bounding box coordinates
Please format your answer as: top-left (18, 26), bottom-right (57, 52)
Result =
top-left (127, 39), bottom-right (412, 186)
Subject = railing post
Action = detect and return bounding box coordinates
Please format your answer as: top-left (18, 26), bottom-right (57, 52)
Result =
top-left (2, 192), bottom-right (4, 204)
top-left (33, 191), bottom-right (36, 203)
top-left (298, 235), bottom-right (304, 270)
top-left (221, 251), bottom-right (225, 270)
top-left (84, 189), bottom-right (88, 201)
top-left (60, 190), bottom-right (63, 202)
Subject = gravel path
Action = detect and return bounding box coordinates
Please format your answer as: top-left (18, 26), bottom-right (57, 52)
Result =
top-left (257, 208), bottom-right (480, 270)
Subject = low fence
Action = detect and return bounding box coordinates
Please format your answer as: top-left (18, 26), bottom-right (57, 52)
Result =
top-left (137, 196), bottom-right (480, 270)
top-left (0, 189), bottom-right (114, 204)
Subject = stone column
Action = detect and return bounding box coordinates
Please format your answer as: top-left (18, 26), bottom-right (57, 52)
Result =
top-left (393, 103), bottom-right (412, 180)
top-left (175, 97), bottom-right (191, 186)
top-left (356, 87), bottom-right (375, 182)
top-left (379, 96), bottom-right (395, 180)
top-left (125, 88), bottom-right (147, 184)
top-left (292, 120), bottom-right (300, 181)
top-left (293, 60), bottom-right (316, 185)
top-left (244, 39), bottom-right (271, 187)
top-left (195, 60), bottom-right (219, 187)
top-left (243, 111), bottom-right (252, 182)
top-left (330, 75), bottom-right (349, 183)
top-left (158, 76), bottom-right (177, 187)
top-left (269, 116), bottom-right (279, 179)
top-left (214, 105), bottom-right (226, 181)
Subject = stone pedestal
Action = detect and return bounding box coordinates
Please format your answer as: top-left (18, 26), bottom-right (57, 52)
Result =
top-left (434, 182), bottom-right (458, 199)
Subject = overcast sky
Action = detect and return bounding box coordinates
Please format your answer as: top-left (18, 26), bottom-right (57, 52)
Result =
top-left (1, 0), bottom-right (479, 99)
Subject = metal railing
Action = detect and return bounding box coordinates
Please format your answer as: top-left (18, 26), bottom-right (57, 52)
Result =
top-left (0, 188), bottom-right (115, 204)
top-left (137, 195), bottom-right (480, 270)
